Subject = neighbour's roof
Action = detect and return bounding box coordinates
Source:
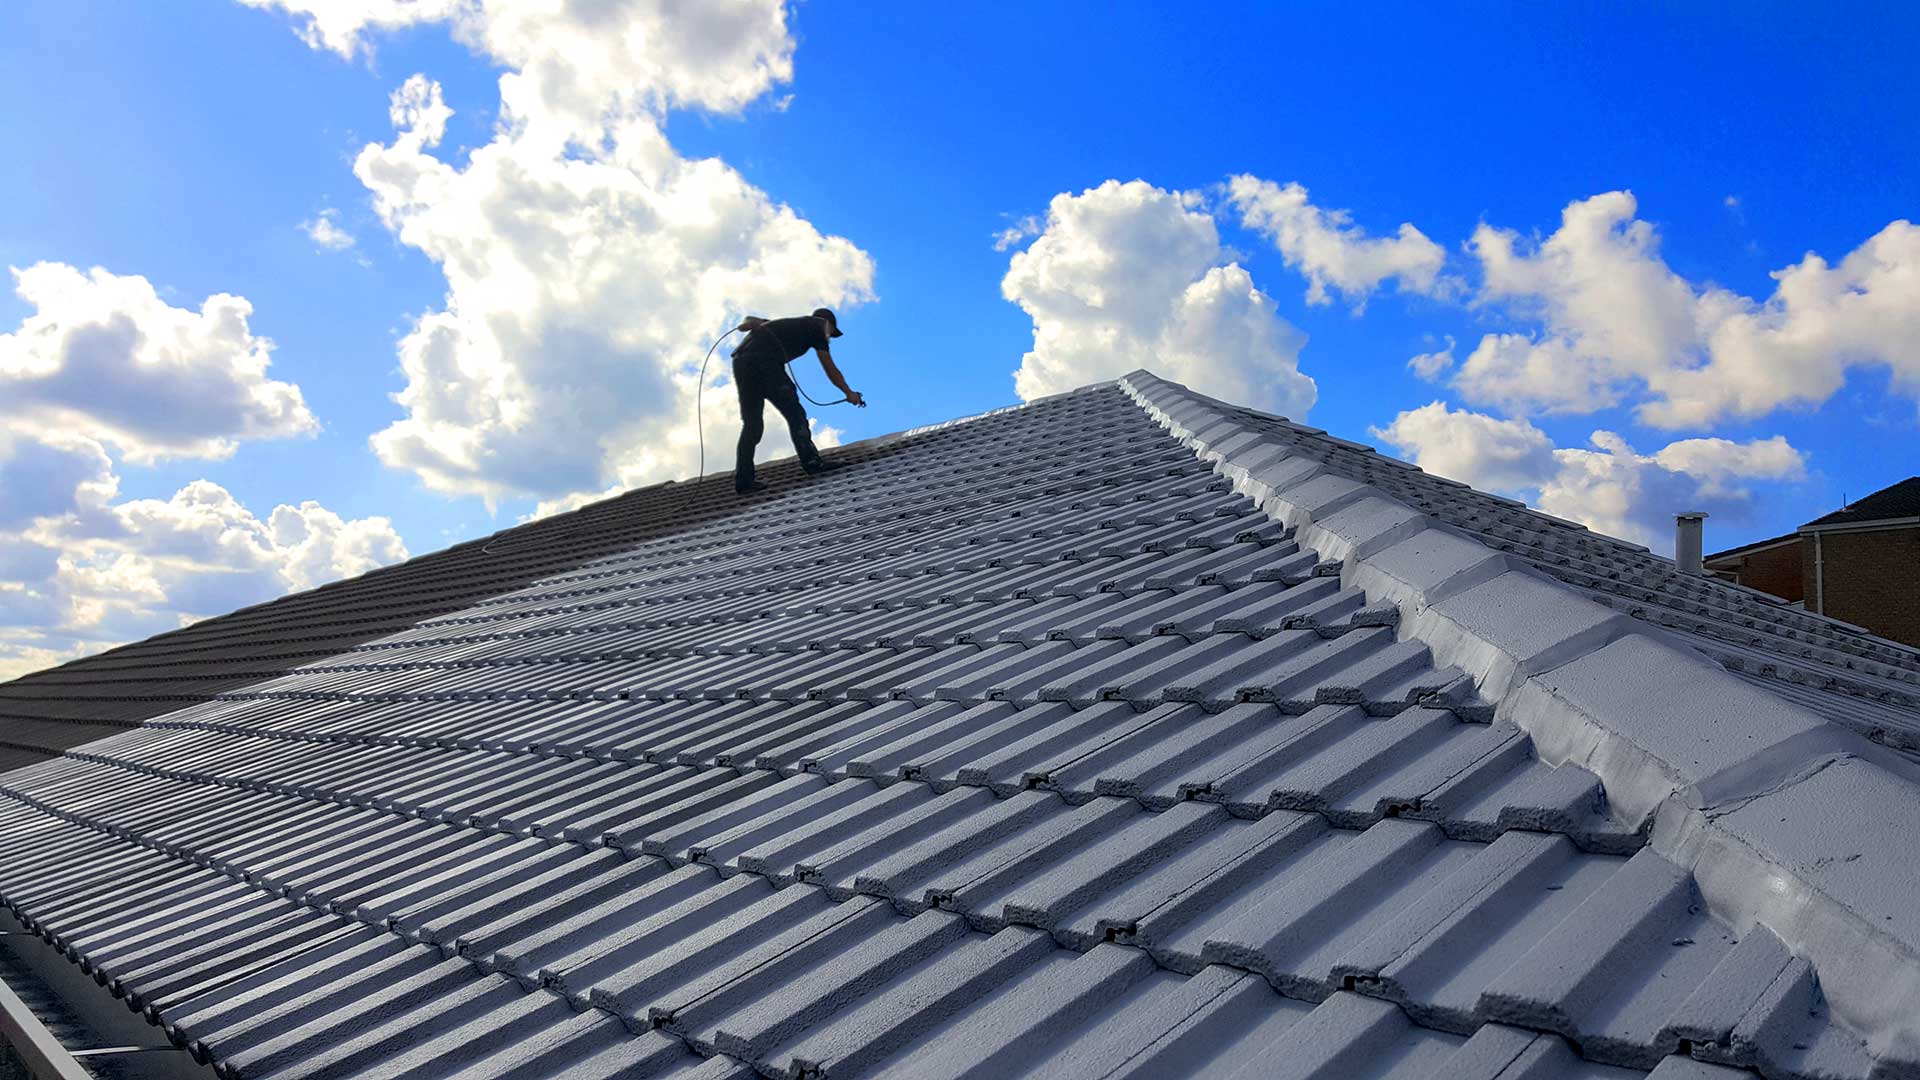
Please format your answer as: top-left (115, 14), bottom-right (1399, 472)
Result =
top-left (1703, 531), bottom-right (1801, 563)
top-left (1803, 477), bottom-right (1920, 529)
top-left (3, 371), bottom-right (1919, 1080)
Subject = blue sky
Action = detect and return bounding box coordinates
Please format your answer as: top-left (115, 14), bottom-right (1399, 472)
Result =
top-left (1, 1), bottom-right (1916, 675)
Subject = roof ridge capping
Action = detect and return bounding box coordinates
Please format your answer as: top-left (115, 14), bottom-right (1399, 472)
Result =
top-left (1119, 368), bottom-right (1920, 1070)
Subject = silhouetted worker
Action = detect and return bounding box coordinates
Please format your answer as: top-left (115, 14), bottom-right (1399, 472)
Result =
top-left (730, 307), bottom-right (866, 494)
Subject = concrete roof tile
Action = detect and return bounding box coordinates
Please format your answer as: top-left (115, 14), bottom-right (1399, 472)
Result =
top-left (5, 374), bottom-right (1894, 1079)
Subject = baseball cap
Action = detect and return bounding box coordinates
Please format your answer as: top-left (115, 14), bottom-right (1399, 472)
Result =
top-left (813, 307), bottom-right (844, 338)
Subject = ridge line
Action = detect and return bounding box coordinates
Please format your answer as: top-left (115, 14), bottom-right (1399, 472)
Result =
top-left (1117, 367), bottom-right (1920, 1069)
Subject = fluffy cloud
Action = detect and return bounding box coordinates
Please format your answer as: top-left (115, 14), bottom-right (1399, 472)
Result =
top-left (993, 215), bottom-right (1043, 253)
top-left (246, 0), bottom-right (798, 119)
top-left (234, 0), bottom-right (464, 58)
top-left (0, 430), bottom-right (116, 531)
top-left (0, 429), bottom-right (407, 680)
top-left (1227, 176), bottom-right (1451, 310)
top-left (300, 208), bottom-right (358, 251)
top-left (247, 1), bottom-right (871, 507)
top-left (0, 265), bottom-right (402, 680)
top-left (1003, 180), bottom-right (1315, 416)
top-left (1375, 400), bottom-right (1806, 548)
top-left (1461, 192), bottom-right (1920, 427)
top-left (1657, 221), bottom-right (1920, 426)
top-left (0, 262), bottom-right (317, 462)
top-left (1372, 401), bottom-right (1558, 495)
top-left (1449, 332), bottom-right (1618, 415)
top-left (1407, 336), bottom-right (1456, 380)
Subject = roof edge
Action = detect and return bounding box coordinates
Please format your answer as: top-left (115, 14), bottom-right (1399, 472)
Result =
top-left (1800, 514), bottom-right (1920, 536)
top-left (1, 908), bottom-right (213, 1080)
top-left (1119, 368), bottom-right (1920, 1067)
top-left (1704, 531), bottom-right (1801, 562)
top-left (0, 975), bottom-right (91, 1080)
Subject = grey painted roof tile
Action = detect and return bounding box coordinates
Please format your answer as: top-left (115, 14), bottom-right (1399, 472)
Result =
top-left (9, 374), bottom-right (1907, 1078)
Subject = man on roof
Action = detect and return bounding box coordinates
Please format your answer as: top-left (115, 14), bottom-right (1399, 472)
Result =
top-left (729, 307), bottom-right (867, 495)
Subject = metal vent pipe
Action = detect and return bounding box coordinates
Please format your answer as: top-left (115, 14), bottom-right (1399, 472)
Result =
top-left (1675, 512), bottom-right (1708, 574)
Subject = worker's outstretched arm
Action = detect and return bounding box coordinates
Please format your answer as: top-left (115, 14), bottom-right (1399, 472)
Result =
top-left (816, 346), bottom-right (866, 407)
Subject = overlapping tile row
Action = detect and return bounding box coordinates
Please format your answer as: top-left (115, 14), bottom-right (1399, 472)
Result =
top-left (402, 468), bottom-right (1236, 636)
top-left (161, 926), bottom-right (741, 1080)
top-left (0, 390), bottom-right (1191, 701)
top-left (0, 388), bottom-right (1142, 755)
top-left (3, 783), bottom-right (1684, 1080)
top-left (165, 427), bottom-right (1470, 735)
top-left (14, 724), bottom-right (1630, 955)
top-left (121, 690), bottom-right (1625, 845)
top-left (0, 804), bottom-right (744, 1080)
top-left (3, 677), bottom-right (1851, 1080)
top-left (227, 630), bottom-right (1463, 720)
top-left (1217, 405), bottom-right (1920, 750)
top-left (2, 743), bottom-right (1797, 1079)
top-left (0, 798), bottom-right (350, 1021)
top-left (267, 570), bottom-right (1371, 677)
top-left (315, 544), bottom-right (1337, 664)
top-left (0, 383), bottom-right (1829, 1078)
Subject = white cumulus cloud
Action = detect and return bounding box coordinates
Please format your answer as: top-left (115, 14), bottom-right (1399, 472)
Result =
top-left (1371, 401), bottom-right (1558, 495)
top-left (1375, 400), bottom-right (1806, 548)
top-left (1657, 221), bottom-right (1920, 426)
top-left (234, 0), bottom-right (464, 58)
top-left (1462, 191), bottom-right (1920, 427)
top-left (1407, 336), bottom-right (1456, 380)
top-left (1227, 175), bottom-right (1452, 310)
top-left (993, 215), bottom-right (1043, 253)
top-left (246, 1), bottom-right (873, 509)
top-left (1003, 179), bottom-right (1315, 417)
top-left (0, 262), bottom-right (317, 463)
top-left (299, 208), bottom-right (358, 251)
top-left (0, 259), bottom-right (402, 680)
top-left (0, 429), bottom-right (408, 680)
top-left (243, 0), bottom-right (796, 122)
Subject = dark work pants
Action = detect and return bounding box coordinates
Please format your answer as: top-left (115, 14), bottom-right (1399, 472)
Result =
top-left (735, 359), bottom-right (822, 490)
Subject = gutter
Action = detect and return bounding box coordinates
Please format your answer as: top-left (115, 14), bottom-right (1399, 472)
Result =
top-left (0, 912), bottom-right (215, 1080)
top-left (0, 972), bottom-right (91, 1080)
top-left (1118, 369), bottom-right (1920, 1072)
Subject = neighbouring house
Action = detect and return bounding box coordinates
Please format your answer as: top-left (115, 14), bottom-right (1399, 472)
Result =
top-left (1706, 476), bottom-right (1920, 648)
top-left (2, 372), bottom-right (1920, 1079)
top-left (1701, 531), bottom-right (1805, 605)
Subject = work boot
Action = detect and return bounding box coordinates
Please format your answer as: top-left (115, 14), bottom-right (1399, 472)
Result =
top-left (804, 459), bottom-right (843, 476)
top-left (736, 481), bottom-right (767, 495)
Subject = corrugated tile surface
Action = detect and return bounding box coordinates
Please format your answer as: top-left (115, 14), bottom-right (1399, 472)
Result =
top-left (1207, 405), bottom-right (1920, 754)
top-left (3, 382), bottom-right (1881, 1078)
top-left (0, 441), bottom-right (909, 767)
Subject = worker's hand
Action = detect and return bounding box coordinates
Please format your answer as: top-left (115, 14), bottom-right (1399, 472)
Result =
top-left (847, 390), bottom-right (867, 407)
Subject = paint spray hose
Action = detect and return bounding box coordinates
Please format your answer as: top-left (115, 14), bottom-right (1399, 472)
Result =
top-left (695, 320), bottom-right (853, 481)
top-left (761, 318), bottom-right (851, 408)
top-left (695, 326), bottom-right (741, 483)
top-left (480, 323), bottom-right (843, 555)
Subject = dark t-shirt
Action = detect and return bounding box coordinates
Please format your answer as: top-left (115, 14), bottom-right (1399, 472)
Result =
top-left (733, 316), bottom-right (829, 370)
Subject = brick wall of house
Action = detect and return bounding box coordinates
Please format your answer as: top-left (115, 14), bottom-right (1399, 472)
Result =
top-left (1708, 539), bottom-right (1804, 603)
top-left (1804, 525), bottom-right (1920, 647)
